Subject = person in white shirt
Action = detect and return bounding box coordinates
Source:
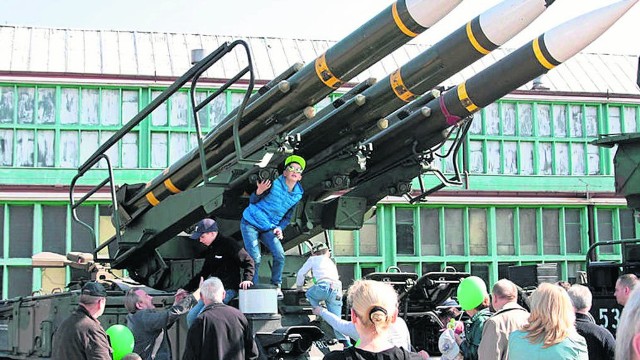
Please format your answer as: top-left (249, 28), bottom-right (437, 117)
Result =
top-left (296, 243), bottom-right (348, 345)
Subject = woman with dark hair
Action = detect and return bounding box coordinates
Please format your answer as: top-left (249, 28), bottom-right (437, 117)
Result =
top-left (323, 280), bottom-right (423, 360)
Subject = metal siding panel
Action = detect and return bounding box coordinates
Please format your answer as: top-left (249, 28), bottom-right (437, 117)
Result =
top-left (134, 32), bottom-right (155, 76)
top-left (66, 30), bottom-right (85, 73)
top-left (591, 53), bottom-right (619, 93)
top-left (101, 31), bottom-right (121, 75)
top-left (199, 35), bottom-right (227, 79)
top-left (276, 38), bottom-right (299, 70)
top-left (216, 36), bottom-right (242, 77)
top-left (29, 28), bottom-right (49, 72)
top-left (377, 53), bottom-right (396, 77)
top-left (605, 55), bottom-right (635, 94)
top-left (545, 63), bottom-right (570, 92)
top-left (83, 30), bottom-right (102, 74)
top-left (388, 46), bottom-right (411, 70)
top-left (168, 33), bottom-right (190, 77)
top-left (293, 39), bottom-right (318, 65)
top-left (151, 32), bottom-right (172, 76)
top-left (48, 29), bottom-right (66, 72)
top-left (569, 54), bottom-right (601, 92)
top-left (247, 37), bottom-right (271, 81)
top-left (12, 27), bottom-right (31, 71)
top-left (118, 32), bottom-right (138, 75)
top-left (0, 27), bottom-right (14, 70)
top-left (264, 37), bottom-right (292, 79)
top-left (561, 57), bottom-right (586, 92)
top-left (617, 55), bottom-right (640, 95)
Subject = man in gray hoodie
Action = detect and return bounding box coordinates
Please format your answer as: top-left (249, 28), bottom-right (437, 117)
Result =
top-left (125, 287), bottom-right (198, 360)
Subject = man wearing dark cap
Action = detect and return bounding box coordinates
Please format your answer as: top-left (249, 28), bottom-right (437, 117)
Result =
top-left (241, 155), bottom-right (305, 299)
top-left (51, 281), bottom-right (112, 360)
top-left (184, 218), bottom-right (255, 327)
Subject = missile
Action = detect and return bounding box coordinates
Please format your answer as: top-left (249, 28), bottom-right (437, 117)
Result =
top-left (348, 0), bottom-right (639, 203)
top-left (116, 0), bottom-right (463, 221)
top-left (295, 0), bottom-right (556, 165)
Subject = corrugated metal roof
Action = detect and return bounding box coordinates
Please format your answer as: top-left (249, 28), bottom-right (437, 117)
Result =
top-left (0, 25), bottom-right (638, 95)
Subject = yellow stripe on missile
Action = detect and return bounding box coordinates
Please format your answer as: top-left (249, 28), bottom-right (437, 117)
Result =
top-left (457, 82), bottom-right (478, 112)
top-left (533, 38), bottom-right (556, 70)
top-left (466, 22), bottom-right (490, 55)
top-left (315, 53), bottom-right (343, 89)
top-left (392, 2), bottom-right (418, 38)
top-left (390, 69), bottom-right (416, 102)
top-left (145, 191), bottom-right (160, 206)
top-left (164, 178), bottom-right (181, 194)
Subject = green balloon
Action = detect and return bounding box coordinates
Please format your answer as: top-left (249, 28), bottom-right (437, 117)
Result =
top-left (457, 276), bottom-right (487, 311)
top-left (106, 324), bottom-right (135, 360)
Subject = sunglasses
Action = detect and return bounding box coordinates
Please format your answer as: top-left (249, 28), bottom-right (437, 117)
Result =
top-left (286, 165), bottom-right (303, 174)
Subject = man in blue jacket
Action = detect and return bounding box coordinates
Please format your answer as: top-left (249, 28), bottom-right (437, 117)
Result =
top-left (241, 155), bottom-right (305, 299)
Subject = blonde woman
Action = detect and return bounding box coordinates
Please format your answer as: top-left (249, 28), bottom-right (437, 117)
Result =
top-left (615, 286), bottom-right (640, 360)
top-left (323, 280), bottom-right (423, 360)
top-left (507, 283), bottom-right (587, 360)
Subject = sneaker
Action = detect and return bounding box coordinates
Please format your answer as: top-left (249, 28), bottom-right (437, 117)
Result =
top-left (276, 287), bottom-right (284, 300)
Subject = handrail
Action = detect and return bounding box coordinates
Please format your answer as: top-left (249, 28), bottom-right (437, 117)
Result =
top-left (189, 40), bottom-right (255, 185)
top-left (69, 153), bottom-right (120, 261)
top-left (71, 42), bottom-right (252, 260)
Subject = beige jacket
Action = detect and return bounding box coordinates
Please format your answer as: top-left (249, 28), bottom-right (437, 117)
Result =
top-left (478, 302), bottom-right (530, 360)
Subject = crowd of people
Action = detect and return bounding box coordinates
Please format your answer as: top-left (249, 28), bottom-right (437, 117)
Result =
top-left (49, 267), bottom-right (640, 360)
top-left (48, 154), bottom-right (640, 360)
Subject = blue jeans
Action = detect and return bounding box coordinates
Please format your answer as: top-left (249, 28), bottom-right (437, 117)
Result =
top-left (241, 219), bottom-right (285, 286)
top-left (306, 281), bottom-right (348, 342)
top-left (186, 289), bottom-right (237, 328)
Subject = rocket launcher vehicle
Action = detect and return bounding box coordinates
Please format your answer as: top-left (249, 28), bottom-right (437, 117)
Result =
top-left (70, 0), bottom-right (638, 291)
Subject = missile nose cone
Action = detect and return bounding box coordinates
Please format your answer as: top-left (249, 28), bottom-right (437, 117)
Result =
top-left (480, 0), bottom-right (557, 46)
top-left (405, 0), bottom-right (463, 28)
top-left (544, 0), bottom-right (639, 63)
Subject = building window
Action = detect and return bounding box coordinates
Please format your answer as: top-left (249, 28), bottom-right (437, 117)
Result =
top-left (359, 214), bottom-right (378, 256)
top-left (565, 209), bottom-right (583, 254)
top-left (469, 208), bottom-right (487, 255)
top-left (8, 267), bottom-right (33, 298)
top-left (420, 208), bottom-right (440, 256)
top-left (9, 205), bottom-right (33, 258)
top-left (608, 107), bottom-right (621, 134)
top-left (543, 209), bottom-right (561, 255)
top-left (333, 230), bottom-right (355, 256)
top-left (597, 209), bottom-right (614, 254)
top-left (72, 206), bottom-right (96, 253)
top-left (624, 107), bottom-right (637, 133)
top-left (445, 208), bottom-right (464, 255)
top-left (395, 208), bottom-right (414, 255)
top-left (42, 206), bottom-right (67, 254)
top-left (496, 208), bottom-right (515, 255)
top-left (519, 208), bottom-right (537, 255)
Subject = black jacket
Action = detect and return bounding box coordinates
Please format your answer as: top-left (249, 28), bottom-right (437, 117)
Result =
top-left (574, 312), bottom-right (615, 360)
top-left (185, 234), bottom-right (254, 292)
top-left (51, 305), bottom-right (113, 360)
top-left (324, 346), bottom-right (423, 360)
top-left (182, 302), bottom-right (258, 360)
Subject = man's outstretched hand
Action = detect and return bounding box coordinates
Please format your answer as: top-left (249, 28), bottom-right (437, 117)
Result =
top-left (239, 280), bottom-right (253, 290)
